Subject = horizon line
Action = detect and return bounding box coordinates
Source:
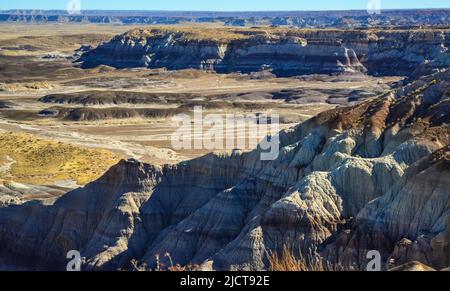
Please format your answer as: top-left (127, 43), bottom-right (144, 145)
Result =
top-left (1, 8), bottom-right (450, 13)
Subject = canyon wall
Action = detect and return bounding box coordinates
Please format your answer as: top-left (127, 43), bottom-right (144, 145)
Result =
top-left (80, 28), bottom-right (450, 76)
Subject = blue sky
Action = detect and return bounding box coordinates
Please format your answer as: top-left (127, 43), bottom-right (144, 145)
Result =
top-left (1, 0), bottom-right (449, 11)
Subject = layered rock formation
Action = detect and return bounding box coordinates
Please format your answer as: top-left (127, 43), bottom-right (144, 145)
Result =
top-left (323, 147), bottom-right (450, 270)
top-left (39, 107), bottom-right (188, 121)
top-left (38, 91), bottom-right (195, 106)
top-left (0, 67), bottom-right (448, 270)
top-left (2, 10), bottom-right (449, 28)
top-left (0, 180), bottom-right (66, 207)
top-left (38, 84), bottom-right (389, 108)
top-left (80, 28), bottom-right (450, 77)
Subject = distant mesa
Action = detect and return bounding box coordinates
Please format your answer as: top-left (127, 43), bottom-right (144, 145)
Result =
top-left (1, 9), bottom-right (449, 28)
top-left (79, 26), bottom-right (450, 77)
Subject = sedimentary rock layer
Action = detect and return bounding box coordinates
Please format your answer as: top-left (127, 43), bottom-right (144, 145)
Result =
top-left (80, 28), bottom-right (450, 76)
top-left (40, 107), bottom-right (188, 121)
top-left (0, 68), bottom-right (448, 270)
top-left (39, 91), bottom-right (194, 106)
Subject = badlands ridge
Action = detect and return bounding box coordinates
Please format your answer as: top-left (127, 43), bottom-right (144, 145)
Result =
top-left (0, 65), bottom-right (448, 270)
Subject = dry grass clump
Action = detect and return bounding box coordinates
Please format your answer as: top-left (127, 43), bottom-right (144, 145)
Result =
top-left (268, 245), bottom-right (354, 271)
top-left (0, 33), bottom-right (114, 53)
top-left (128, 248), bottom-right (352, 271)
top-left (0, 131), bottom-right (121, 185)
top-left (129, 253), bottom-right (201, 271)
top-left (0, 81), bottom-right (55, 92)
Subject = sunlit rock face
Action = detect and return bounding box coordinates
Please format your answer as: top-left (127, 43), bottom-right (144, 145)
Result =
top-left (80, 28), bottom-right (450, 77)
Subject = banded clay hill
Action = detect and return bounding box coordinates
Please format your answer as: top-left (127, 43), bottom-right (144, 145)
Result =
top-left (0, 64), bottom-right (448, 270)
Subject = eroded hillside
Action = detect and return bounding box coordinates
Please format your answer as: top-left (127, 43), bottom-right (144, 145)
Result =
top-left (80, 27), bottom-right (450, 76)
top-left (0, 66), bottom-right (448, 270)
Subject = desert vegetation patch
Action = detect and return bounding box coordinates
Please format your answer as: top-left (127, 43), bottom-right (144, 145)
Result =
top-left (0, 131), bottom-right (121, 185)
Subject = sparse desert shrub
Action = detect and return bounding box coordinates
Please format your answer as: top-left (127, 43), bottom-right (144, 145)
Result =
top-left (268, 245), bottom-right (355, 271)
top-left (128, 253), bottom-right (201, 271)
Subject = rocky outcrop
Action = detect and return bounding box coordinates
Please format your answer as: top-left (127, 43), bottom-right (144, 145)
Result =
top-left (0, 154), bottom-right (251, 270)
top-left (38, 84), bottom-right (389, 108)
top-left (79, 28), bottom-right (364, 76)
top-left (80, 28), bottom-right (450, 77)
top-left (38, 91), bottom-right (194, 106)
top-left (0, 68), bottom-right (448, 270)
top-left (323, 146), bottom-right (450, 270)
top-left (40, 107), bottom-right (188, 121)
